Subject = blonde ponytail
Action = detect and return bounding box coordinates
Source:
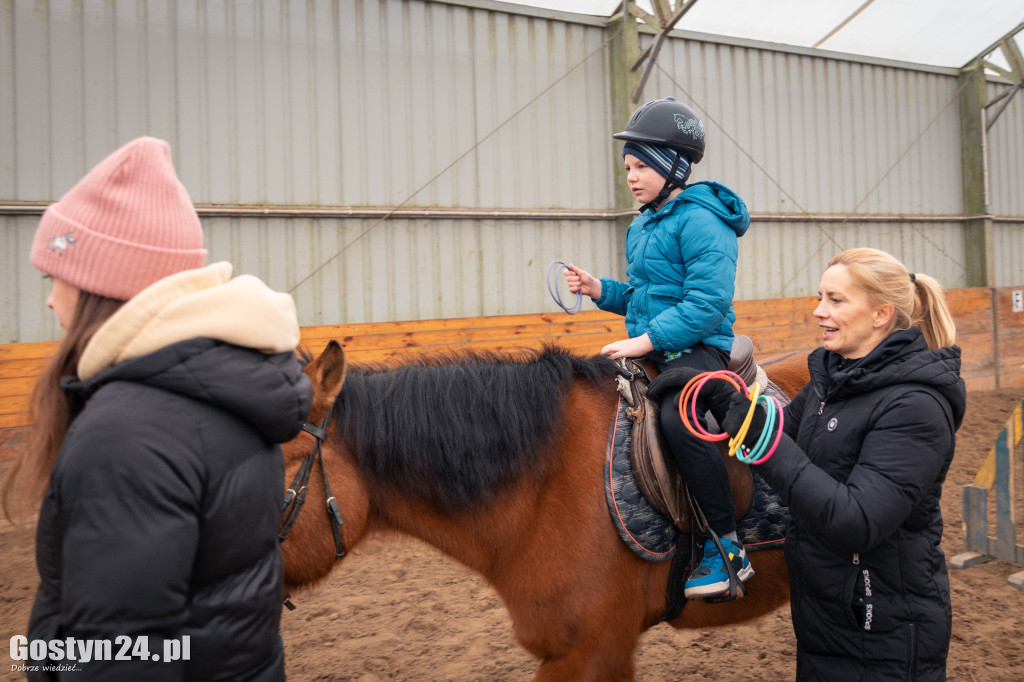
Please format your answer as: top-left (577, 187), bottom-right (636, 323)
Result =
top-left (910, 273), bottom-right (956, 349)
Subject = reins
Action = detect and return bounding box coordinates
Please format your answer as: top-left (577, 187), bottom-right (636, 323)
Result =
top-left (279, 411), bottom-right (346, 609)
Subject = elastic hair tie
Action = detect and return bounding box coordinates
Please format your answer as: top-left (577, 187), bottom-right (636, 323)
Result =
top-left (909, 272), bottom-right (916, 283)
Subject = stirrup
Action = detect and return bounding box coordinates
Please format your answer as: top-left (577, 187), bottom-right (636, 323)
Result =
top-left (686, 493), bottom-right (747, 603)
top-left (699, 530), bottom-right (748, 603)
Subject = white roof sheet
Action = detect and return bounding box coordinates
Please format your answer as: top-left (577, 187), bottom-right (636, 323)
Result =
top-left (513, 0), bottom-right (1024, 69)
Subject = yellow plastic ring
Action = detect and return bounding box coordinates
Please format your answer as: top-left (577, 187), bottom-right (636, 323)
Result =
top-left (729, 382), bottom-right (761, 457)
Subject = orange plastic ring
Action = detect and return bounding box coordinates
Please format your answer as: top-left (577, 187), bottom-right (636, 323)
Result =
top-left (677, 370), bottom-right (746, 442)
top-left (679, 372), bottom-right (715, 439)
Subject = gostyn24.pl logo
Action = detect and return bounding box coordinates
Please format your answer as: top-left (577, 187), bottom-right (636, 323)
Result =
top-left (10, 635), bottom-right (190, 669)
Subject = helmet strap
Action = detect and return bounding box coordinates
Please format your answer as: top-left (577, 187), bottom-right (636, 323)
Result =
top-left (640, 151), bottom-right (682, 213)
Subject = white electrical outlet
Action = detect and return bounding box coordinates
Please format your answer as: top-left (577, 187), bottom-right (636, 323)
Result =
top-left (1013, 290), bottom-right (1024, 314)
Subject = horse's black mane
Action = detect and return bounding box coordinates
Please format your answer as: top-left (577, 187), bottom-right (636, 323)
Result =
top-left (331, 345), bottom-right (617, 511)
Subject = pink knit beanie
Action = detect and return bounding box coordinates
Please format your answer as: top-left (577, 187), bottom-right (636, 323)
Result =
top-left (30, 136), bottom-right (207, 301)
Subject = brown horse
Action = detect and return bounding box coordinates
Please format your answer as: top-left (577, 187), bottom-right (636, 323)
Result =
top-left (279, 342), bottom-right (810, 681)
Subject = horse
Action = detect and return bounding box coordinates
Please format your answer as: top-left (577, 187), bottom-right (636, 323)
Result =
top-left (279, 341), bottom-right (810, 681)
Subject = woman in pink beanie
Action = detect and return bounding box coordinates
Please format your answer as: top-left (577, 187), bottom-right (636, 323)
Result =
top-left (4, 137), bottom-right (311, 681)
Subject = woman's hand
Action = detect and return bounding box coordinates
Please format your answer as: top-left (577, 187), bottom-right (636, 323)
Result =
top-left (721, 391), bottom-right (768, 449)
top-left (563, 264), bottom-right (601, 300)
top-left (601, 334), bottom-right (655, 359)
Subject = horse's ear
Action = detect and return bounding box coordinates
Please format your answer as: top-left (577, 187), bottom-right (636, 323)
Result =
top-left (314, 339), bottom-right (347, 404)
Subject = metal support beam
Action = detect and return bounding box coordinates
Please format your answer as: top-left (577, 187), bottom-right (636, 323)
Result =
top-left (608, 1), bottom-right (642, 239)
top-left (628, 0), bottom-right (699, 104)
top-left (986, 81), bottom-right (1023, 130)
top-left (958, 65), bottom-right (995, 287)
top-left (812, 0), bottom-right (878, 49)
top-left (962, 21), bottom-right (1024, 130)
top-left (986, 35), bottom-right (1024, 129)
top-left (956, 21), bottom-right (1023, 287)
top-left (962, 20), bottom-right (1024, 71)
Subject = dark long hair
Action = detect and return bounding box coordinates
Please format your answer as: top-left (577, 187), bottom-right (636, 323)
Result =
top-left (2, 291), bottom-right (124, 521)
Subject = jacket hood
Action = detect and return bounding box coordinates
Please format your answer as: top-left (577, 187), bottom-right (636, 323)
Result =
top-left (668, 181), bottom-right (750, 236)
top-left (66, 338), bottom-right (311, 443)
top-left (70, 261), bottom-right (310, 442)
top-left (78, 262), bottom-right (301, 380)
top-left (809, 327), bottom-right (966, 428)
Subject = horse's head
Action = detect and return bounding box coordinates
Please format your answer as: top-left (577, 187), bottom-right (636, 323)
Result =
top-left (280, 340), bottom-right (369, 596)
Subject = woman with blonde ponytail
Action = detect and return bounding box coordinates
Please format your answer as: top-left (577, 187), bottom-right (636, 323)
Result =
top-left (681, 247), bottom-right (966, 680)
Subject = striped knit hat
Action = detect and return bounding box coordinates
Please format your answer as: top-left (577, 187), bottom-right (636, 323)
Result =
top-left (623, 141), bottom-right (692, 187)
top-left (30, 137), bottom-right (207, 301)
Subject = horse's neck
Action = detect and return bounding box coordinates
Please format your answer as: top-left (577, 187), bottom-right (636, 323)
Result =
top-left (365, 490), bottom-right (502, 577)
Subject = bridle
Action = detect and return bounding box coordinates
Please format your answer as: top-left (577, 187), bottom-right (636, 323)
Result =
top-left (279, 411), bottom-right (346, 579)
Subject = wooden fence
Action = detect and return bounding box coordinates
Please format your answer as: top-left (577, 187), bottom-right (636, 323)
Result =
top-left (1, 287), bottom-right (1021, 431)
top-left (951, 399), bottom-right (1024, 588)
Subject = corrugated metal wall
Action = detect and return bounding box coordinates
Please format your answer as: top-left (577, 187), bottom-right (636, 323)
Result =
top-left (736, 218), bottom-right (968, 299)
top-left (2, 211), bottom-right (625, 343)
top-left (1, 0), bottom-right (620, 343)
top-left (645, 34), bottom-right (976, 297)
top-left (2, 0), bottom-right (1021, 343)
top-left (205, 214), bottom-right (625, 328)
top-left (2, 0), bottom-right (613, 208)
top-left (987, 81), bottom-right (1024, 288)
top-left (988, 82), bottom-right (1024, 217)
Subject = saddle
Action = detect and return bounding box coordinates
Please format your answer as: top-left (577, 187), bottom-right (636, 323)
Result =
top-left (615, 335), bottom-right (760, 533)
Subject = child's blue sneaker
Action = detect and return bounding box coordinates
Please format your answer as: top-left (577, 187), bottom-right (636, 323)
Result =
top-left (684, 536), bottom-right (754, 599)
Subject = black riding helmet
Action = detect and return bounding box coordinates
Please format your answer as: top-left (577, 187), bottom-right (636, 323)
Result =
top-left (614, 97), bottom-right (706, 211)
top-left (613, 96), bottom-right (706, 164)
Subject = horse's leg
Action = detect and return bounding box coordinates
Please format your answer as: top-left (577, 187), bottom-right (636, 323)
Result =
top-left (519, 573), bottom-right (645, 682)
top-left (504, 383), bottom-right (666, 682)
top-left (533, 646), bottom-right (636, 682)
top-left (525, 547), bottom-right (679, 682)
top-left (501, 521), bottom-right (649, 682)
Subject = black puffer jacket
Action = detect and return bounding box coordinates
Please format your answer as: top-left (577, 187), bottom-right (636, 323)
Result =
top-left (28, 338), bottom-right (310, 681)
top-left (756, 328), bottom-right (966, 681)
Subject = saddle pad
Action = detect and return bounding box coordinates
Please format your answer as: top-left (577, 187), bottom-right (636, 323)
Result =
top-left (604, 393), bottom-right (791, 561)
top-left (604, 392), bottom-right (678, 561)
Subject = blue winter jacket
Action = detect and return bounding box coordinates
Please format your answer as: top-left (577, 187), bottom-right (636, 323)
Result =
top-left (595, 181), bottom-right (750, 354)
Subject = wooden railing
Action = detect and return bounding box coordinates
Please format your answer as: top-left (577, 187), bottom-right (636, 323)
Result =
top-left (1, 288), bottom-right (1019, 430)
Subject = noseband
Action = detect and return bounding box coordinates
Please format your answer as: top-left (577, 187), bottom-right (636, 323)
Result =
top-left (279, 411), bottom-right (346, 564)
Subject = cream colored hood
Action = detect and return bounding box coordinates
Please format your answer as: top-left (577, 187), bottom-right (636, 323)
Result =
top-left (79, 262), bottom-right (301, 380)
